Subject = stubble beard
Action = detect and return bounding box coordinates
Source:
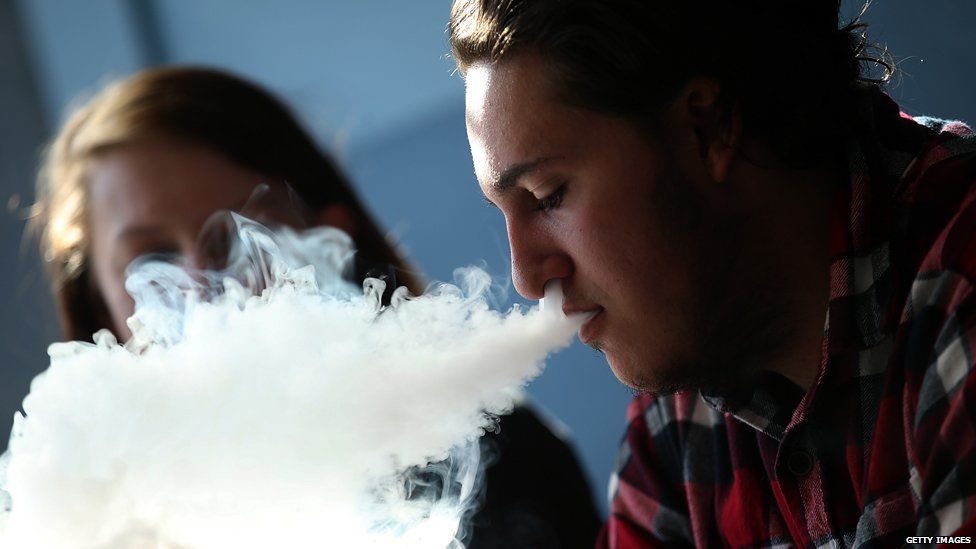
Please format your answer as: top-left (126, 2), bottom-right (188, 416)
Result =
top-left (688, 223), bottom-right (794, 394)
top-left (627, 159), bottom-right (795, 396)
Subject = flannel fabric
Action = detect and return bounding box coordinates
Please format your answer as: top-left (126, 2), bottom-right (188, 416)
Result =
top-left (599, 86), bottom-right (976, 548)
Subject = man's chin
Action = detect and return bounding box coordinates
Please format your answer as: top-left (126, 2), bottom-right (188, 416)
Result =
top-left (605, 352), bottom-right (665, 394)
top-left (606, 352), bottom-right (714, 396)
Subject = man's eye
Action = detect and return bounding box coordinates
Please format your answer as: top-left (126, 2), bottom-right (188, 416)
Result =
top-left (533, 184), bottom-right (566, 212)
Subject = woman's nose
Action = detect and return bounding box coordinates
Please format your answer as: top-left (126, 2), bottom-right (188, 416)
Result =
top-left (192, 210), bottom-right (236, 271)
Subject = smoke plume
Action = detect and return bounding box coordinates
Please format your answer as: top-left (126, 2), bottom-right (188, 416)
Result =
top-left (0, 216), bottom-right (582, 548)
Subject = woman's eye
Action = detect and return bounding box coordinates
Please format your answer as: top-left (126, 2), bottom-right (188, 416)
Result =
top-left (533, 184), bottom-right (566, 213)
top-left (142, 252), bottom-right (181, 263)
top-left (128, 250), bottom-right (182, 271)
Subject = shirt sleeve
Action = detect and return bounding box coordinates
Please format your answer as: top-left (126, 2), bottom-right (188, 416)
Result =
top-left (905, 173), bottom-right (976, 538)
top-left (598, 395), bottom-right (694, 548)
top-left (908, 272), bottom-right (976, 539)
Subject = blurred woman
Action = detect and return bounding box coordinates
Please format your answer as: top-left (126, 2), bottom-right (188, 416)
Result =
top-left (30, 66), bottom-right (600, 548)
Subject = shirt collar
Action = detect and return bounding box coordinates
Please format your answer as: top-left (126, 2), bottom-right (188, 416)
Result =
top-left (700, 371), bottom-right (805, 441)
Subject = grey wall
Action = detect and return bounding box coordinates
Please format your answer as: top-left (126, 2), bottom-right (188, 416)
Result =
top-left (0, 0), bottom-right (59, 452)
top-left (1, 0), bottom-right (975, 515)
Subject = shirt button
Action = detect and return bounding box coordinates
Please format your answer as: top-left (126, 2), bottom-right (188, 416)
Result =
top-left (787, 450), bottom-right (814, 476)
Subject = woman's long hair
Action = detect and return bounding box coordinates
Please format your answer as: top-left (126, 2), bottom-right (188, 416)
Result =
top-left (32, 66), bottom-right (421, 341)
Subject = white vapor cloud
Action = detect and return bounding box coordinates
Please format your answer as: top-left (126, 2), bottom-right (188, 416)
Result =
top-left (0, 218), bottom-right (581, 548)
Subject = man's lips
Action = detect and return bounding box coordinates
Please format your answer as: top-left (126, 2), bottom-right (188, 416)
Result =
top-left (563, 305), bottom-right (605, 345)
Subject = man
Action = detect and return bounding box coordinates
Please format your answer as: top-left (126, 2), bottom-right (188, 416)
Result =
top-left (449, 0), bottom-right (976, 546)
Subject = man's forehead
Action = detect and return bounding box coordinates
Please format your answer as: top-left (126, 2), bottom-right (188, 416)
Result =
top-left (469, 141), bottom-right (500, 192)
top-left (464, 56), bottom-right (552, 130)
top-left (464, 62), bottom-right (516, 189)
top-left (463, 63), bottom-right (494, 131)
top-left (462, 55), bottom-right (579, 190)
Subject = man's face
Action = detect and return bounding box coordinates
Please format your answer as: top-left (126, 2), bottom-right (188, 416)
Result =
top-left (465, 54), bottom-right (744, 392)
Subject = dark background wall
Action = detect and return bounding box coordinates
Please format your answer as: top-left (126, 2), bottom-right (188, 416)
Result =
top-left (0, 0), bottom-right (974, 513)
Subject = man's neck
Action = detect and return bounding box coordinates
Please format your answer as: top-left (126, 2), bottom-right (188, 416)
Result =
top-left (737, 159), bottom-right (841, 391)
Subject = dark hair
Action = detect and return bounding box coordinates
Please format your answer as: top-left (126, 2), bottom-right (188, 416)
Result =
top-left (449, 0), bottom-right (893, 165)
top-left (33, 66), bottom-right (422, 341)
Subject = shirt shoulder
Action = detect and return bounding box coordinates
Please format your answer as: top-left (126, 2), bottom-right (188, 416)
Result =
top-left (888, 113), bottom-right (976, 284)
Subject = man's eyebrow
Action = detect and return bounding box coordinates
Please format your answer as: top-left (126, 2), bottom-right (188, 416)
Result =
top-left (490, 156), bottom-right (563, 193)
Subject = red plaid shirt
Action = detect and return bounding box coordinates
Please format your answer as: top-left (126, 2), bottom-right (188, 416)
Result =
top-left (599, 86), bottom-right (976, 548)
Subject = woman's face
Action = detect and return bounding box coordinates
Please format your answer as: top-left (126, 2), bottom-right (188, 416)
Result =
top-left (86, 141), bottom-right (275, 339)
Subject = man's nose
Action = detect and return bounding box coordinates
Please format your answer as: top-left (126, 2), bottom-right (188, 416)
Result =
top-left (507, 220), bottom-right (572, 300)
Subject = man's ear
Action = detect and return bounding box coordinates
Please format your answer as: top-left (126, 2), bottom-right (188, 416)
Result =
top-left (313, 202), bottom-right (358, 239)
top-left (683, 78), bottom-right (741, 183)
